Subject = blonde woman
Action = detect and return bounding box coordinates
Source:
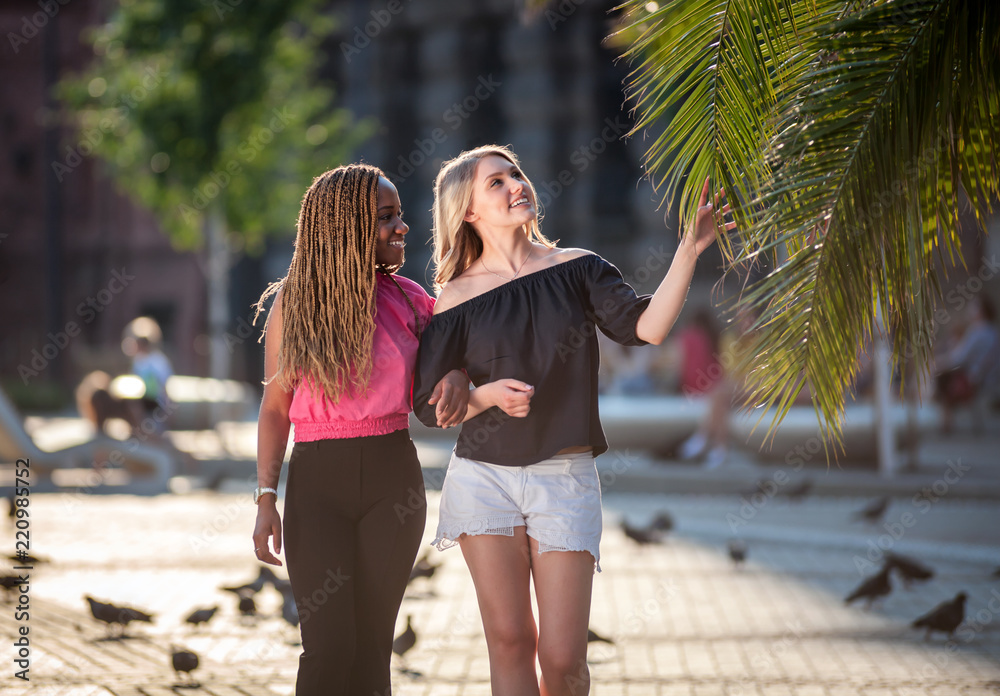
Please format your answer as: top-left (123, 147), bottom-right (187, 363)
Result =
top-left (251, 164), bottom-right (472, 695)
top-left (413, 145), bottom-right (732, 696)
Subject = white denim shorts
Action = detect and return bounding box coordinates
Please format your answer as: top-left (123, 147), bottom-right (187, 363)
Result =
top-left (432, 450), bottom-right (603, 571)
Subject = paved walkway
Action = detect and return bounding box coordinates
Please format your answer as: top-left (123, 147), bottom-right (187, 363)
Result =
top-left (2, 485), bottom-right (998, 695)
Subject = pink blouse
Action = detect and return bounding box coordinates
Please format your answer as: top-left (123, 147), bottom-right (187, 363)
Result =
top-left (290, 273), bottom-right (435, 441)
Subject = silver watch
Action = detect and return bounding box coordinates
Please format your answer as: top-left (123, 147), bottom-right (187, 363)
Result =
top-left (253, 486), bottom-right (278, 504)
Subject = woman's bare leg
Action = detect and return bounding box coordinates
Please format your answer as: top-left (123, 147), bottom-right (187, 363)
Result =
top-left (459, 528), bottom-right (540, 696)
top-left (529, 537), bottom-right (595, 696)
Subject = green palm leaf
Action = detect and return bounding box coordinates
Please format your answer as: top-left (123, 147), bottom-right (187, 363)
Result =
top-left (616, 0), bottom-right (1000, 452)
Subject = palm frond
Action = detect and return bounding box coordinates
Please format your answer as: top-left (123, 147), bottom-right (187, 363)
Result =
top-left (617, 0), bottom-right (1000, 451)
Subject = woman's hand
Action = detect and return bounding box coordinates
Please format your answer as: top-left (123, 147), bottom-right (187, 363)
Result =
top-left (252, 501), bottom-right (283, 566)
top-left (685, 177), bottom-right (736, 256)
top-left (429, 369), bottom-right (470, 427)
top-left (484, 379), bottom-right (534, 418)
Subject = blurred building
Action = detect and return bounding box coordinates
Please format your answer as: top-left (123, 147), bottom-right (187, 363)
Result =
top-left (1, 0), bottom-right (995, 406)
top-left (0, 1), bottom-right (208, 400)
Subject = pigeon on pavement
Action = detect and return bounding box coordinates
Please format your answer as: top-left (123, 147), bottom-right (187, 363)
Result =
top-left (393, 615), bottom-right (417, 659)
top-left (912, 592), bottom-right (967, 639)
top-left (84, 596), bottom-right (154, 635)
top-left (587, 627), bottom-right (614, 644)
top-left (884, 551), bottom-right (934, 587)
top-left (280, 590), bottom-right (300, 629)
top-left (408, 551), bottom-right (441, 584)
top-left (844, 565), bottom-right (893, 608)
top-left (650, 512), bottom-right (674, 533)
top-left (784, 478), bottom-right (813, 501)
top-left (852, 496), bottom-right (890, 523)
top-left (184, 606), bottom-right (219, 628)
top-left (728, 539), bottom-right (748, 568)
top-left (171, 645), bottom-right (200, 683)
top-left (622, 521), bottom-right (660, 546)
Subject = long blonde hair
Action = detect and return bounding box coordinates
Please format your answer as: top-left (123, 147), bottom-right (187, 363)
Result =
top-left (254, 163), bottom-right (390, 403)
top-left (431, 145), bottom-right (552, 292)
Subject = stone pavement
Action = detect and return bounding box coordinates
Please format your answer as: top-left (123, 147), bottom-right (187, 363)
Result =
top-left (2, 483), bottom-right (999, 696)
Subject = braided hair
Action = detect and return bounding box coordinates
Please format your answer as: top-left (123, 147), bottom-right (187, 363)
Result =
top-left (254, 163), bottom-right (390, 404)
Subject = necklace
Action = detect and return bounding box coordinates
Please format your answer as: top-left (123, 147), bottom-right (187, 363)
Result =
top-left (480, 247), bottom-right (532, 282)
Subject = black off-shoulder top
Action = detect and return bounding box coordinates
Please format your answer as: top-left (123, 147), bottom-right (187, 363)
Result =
top-left (413, 253), bottom-right (652, 466)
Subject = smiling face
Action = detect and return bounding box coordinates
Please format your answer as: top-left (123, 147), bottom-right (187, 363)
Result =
top-left (374, 176), bottom-right (408, 268)
top-left (464, 155), bottom-right (536, 233)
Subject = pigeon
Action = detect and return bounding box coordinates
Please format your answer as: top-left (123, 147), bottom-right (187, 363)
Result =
top-left (844, 565), bottom-right (893, 608)
top-left (884, 551), bottom-right (934, 587)
top-left (622, 521), bottom-right (660, 546)
top-left (408, 551), bottom-right (441, 584)
top-left (392, 615), bottom-right (417, 658)
top-left (204, 470), bottom-right (227, 492)
top-left (728, 539), bottom-right (748, 568)
top-left (1, 575), bottom-right (23, 601)
top-left (741, 478), bottom-right (772, 498)
top-left (267, 572), bottom-right (293, 595)
top-left (237, 594), bottom-right (257, 619)
top-left (170, 645), bottom-right (200, 683)
top-left (84, 596), bottom-right (154, 635)
top-left (650, 512), bottom-right (674, 533)
top-left (280, 590), bottom-right (299, 629)
top-left (912, 592), bottom-right (967, 639)
top-left (784, 478), bottom-right (813, 501)
top-left (587, 627), bottom-right (614, 644)
top-left (853, 496), bottom-right (890, 523)
top-left (184, 606), bottom-right (219, 628)
top-left (221, 566), bottom-right (276, 597)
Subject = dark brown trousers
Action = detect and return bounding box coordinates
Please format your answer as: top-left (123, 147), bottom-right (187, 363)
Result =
top-left (284, 429), bottom-right (426, 696)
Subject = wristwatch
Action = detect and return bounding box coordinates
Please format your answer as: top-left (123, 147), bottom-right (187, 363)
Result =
top-left (253, 486), bottom-right (278, 504)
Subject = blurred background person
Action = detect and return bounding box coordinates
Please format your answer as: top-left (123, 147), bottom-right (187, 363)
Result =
top-left (121, 317), bottom-right (174, 428)
top-left (675, 308), bottom-right (722, 398)
top-left (934, 296), bottom-right (1000, 434)
top-left (677, 308), bottom-right (755, 468)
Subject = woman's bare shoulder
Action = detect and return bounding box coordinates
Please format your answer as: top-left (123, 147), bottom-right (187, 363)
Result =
top-left (432, 277), bottom-right (474, 315)
top-left (538, 246), bottom-right (594, 266)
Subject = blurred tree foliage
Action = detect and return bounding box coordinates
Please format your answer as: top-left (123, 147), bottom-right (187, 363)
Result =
top-left (610, 0), bottom-right (999, 447)
top-left (57, 0), bottom-right (373, 252)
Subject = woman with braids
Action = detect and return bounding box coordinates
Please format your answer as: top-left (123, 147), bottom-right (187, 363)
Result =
top-left (412, 145), bottom-right (734, 696)
top-left (251, 163), bottom-right (472, 695)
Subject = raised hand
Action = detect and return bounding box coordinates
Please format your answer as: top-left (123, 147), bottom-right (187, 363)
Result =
top-left (687, 177), bottom-right (736, 256)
